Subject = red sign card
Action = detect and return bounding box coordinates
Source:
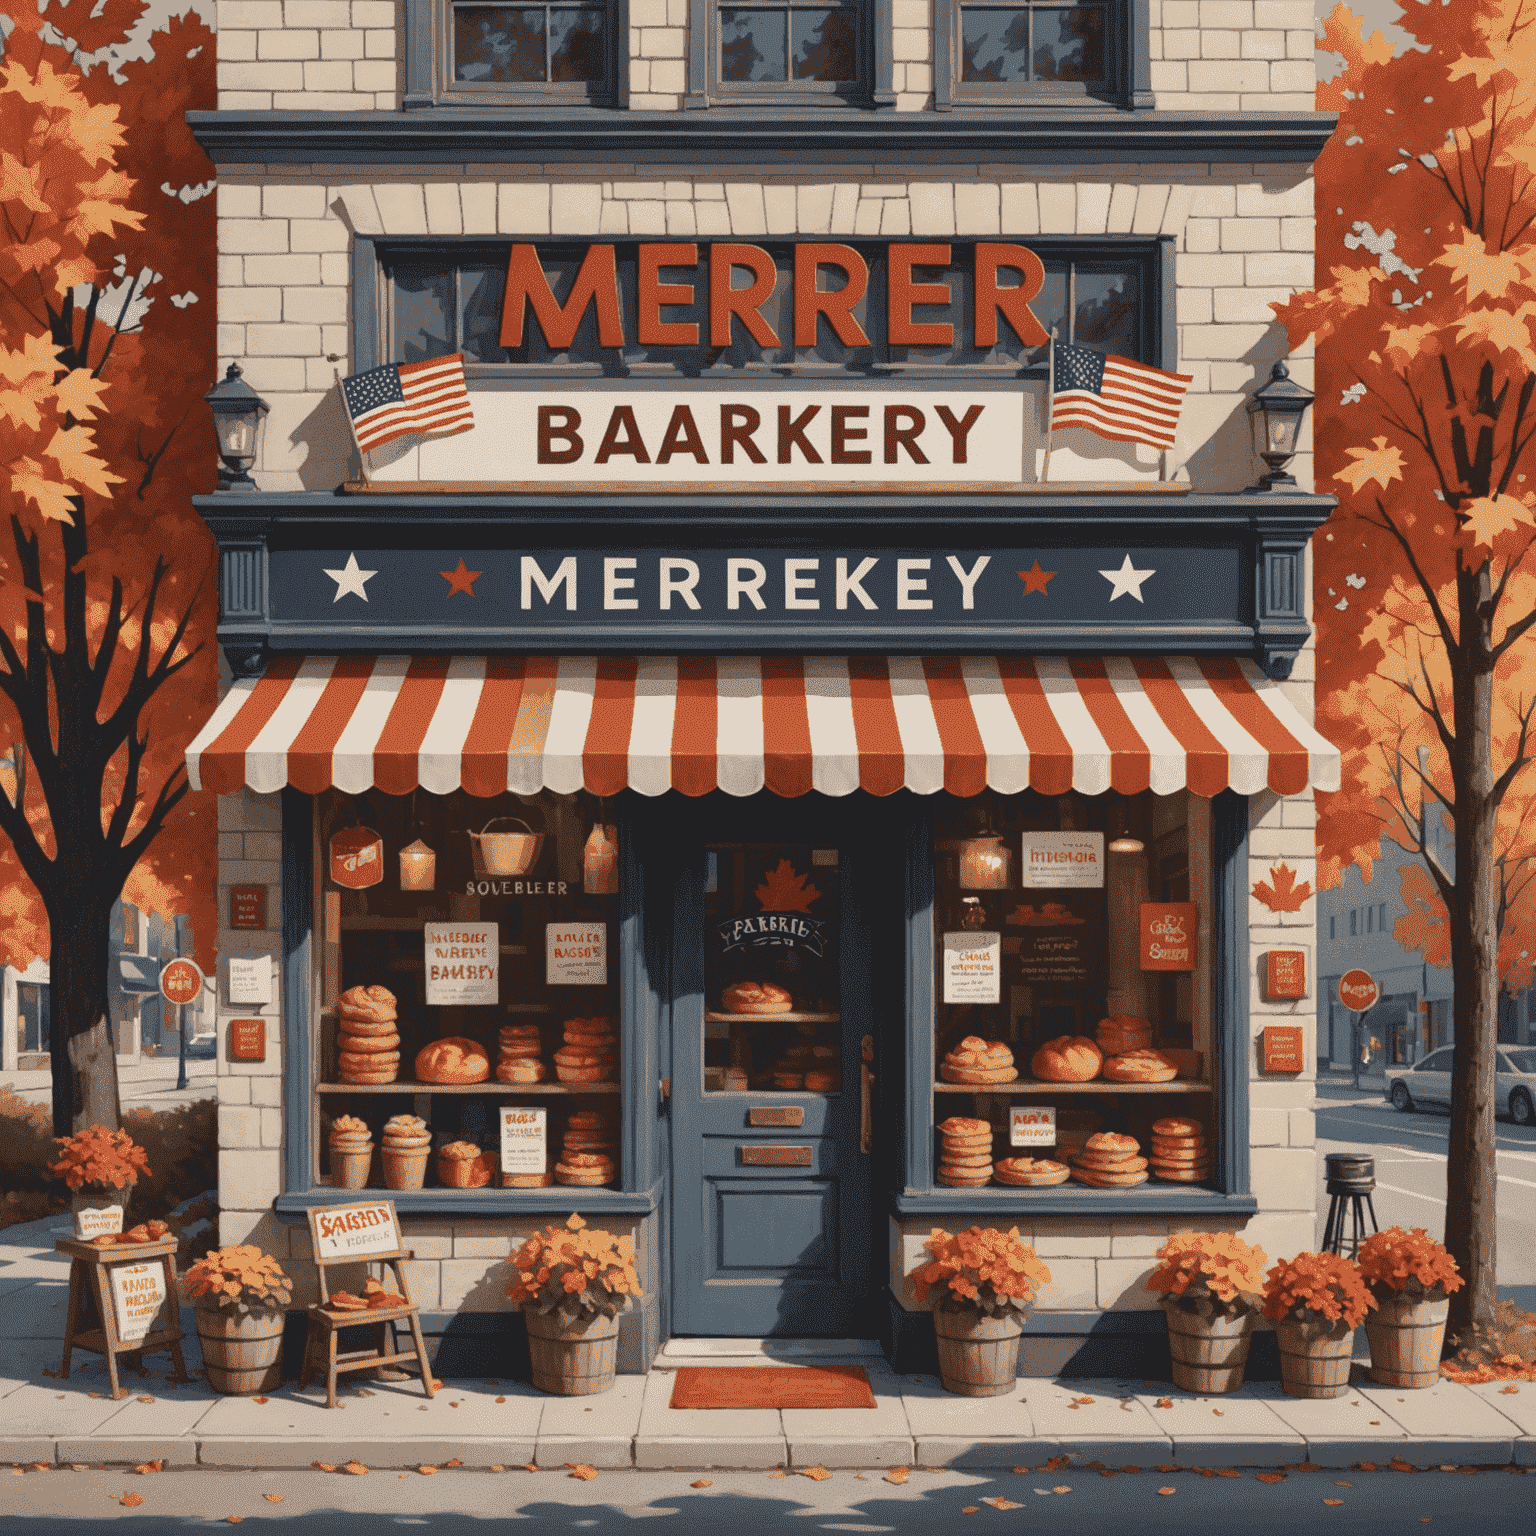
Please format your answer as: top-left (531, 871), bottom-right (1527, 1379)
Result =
top-left (1262, 1025), bottom-right (1305, 1073)
top-left (159, 957), bottom-right (204, 1007)
top-left (229, 1019), bottom-right (266, 1062)
top-left (229, 884), bottom-right (266, 930)
top-left (1139, 902), bottom-right (1198, 971)
top-left (1264, 949), bottom-right (1308, 1000)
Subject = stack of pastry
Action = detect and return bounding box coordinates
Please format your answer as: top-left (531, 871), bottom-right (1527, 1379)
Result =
top-left (1097, 1012), bottom-right (1153, 1055)
top-left (1070, 1130), bottom-right (1149, 1188)
top-left (562, 1108), bottom-right (617, 1169)
top-left (329, 1113), bottom-right (374, 1187)
top-left (1150, 1116), bottom-right (1209, 1182)
top-left (555, 1148), bottom-right (615, 1186)
top-left (773, 1043), bottom-right (813, 1090)
top-left (497, 1023), bottom-right (546, 1083)
top-left (804, 1043), bottom-right (841, 1093)
top-left (940, 1036), bottom-right (1018, 1084)
top-left (337, 984), bottom-right (400, 1084)
top-left (555, 1016), bottom-right (616, 1082)
top-left (1102, 1048), bottom-right (1179, 1083)
top-left (993, 1156), bottom-right (1071, 1186)
top-left (936, 1116), bottom-right (994, 1186)
top-left (382, 1113), bottom-right (429, 1152)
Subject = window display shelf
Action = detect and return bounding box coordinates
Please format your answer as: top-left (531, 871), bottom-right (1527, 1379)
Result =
top-left (317, 1081), bottom-right (622, 1094)
top-left (933, 1080), bottom-right (1212, 1095)
top-left (705, 1011), bottom-right (840, 1024)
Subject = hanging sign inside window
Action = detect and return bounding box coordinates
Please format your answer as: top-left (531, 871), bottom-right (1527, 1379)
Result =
top-left (547, 921), bottom-right (607, 986)
top-left (1009, 894), bottom-right (1098, 987)
top-left (1010, 1104), bottom-right (1057, 1147)
top-left (227, 954), bottom-right (272, 1006)
top-left (942, 930), bottom-right (1001, 1004)
top-left (110, 1261), bottom-right (168, 1344)
top-left (330, 827), bottom-right (383, 889)
top-left (500, 1107), bottom-right (548, 1174)
top-left (1019, 832), bottom-right (1104, 888)
top-left (1140, 902), bottom-right (1198, 971)
top-left (424, 923), bottom-right (499, 1004)
top-left (719, 857), bottom-right (826, 955)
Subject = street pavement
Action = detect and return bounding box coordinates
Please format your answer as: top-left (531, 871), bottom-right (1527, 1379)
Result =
top-left (1, 1057), bottom-right (215, 1114)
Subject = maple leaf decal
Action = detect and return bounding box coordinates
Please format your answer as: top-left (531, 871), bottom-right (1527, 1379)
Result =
top-left (1252, 862), bottom-right (1313, 913)
top-left (755, 858), bottom-right (821, 913)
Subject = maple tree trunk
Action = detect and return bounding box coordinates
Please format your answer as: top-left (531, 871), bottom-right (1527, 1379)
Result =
top-left (1443, 568), bottom-right (1501, 1345)
top-left (47, 896), bottom-right (121, 1138)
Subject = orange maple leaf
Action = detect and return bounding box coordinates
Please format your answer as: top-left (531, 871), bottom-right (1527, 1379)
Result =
top-left (755, 857), bottom-right (821, 913)
top-left (1455, 304), bottom-right (1536, 368)
top-left (1253, 863), bottom-right (1313, 912)
top-left (1335, 436), bottom-right (1406, 494)
top-left (1459, 495), bottom-right (1532, 553)
top-left (1433, 231), bottom-right (1524, 303)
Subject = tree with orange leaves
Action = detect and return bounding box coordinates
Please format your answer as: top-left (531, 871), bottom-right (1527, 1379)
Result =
top-left (0, 1), bottom-right (217, 1134)
top-left (1277, 0), bottom-right (1536, 1343)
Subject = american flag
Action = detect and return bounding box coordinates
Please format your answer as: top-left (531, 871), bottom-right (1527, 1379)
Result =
top-left (339, 353), bottom-right (474, 455)
top-left (1049, 342), bottom-right (1192, 451)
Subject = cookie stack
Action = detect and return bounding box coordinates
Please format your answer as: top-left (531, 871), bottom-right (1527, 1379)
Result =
top-left (381, 1113), bottom-right (431, 1189)
top-left (556, 1016), bottom-right (616, 1082)
top-left (337, 984), bottom-right (400, 1084)
top-left (561, 1109), bottom-right (616, 1165)
top-left (329, 1114), bottom-right (373, 1188)
top-left (1097, 1012), bottom-right (1153, 1056)
top-left (555, 1149), bottom-right (615, 1186)
top-left (1069, 1130), bottom-right (1150, 1188)
top-left (497, 1023), bottom-right (547, 1084)
top-left (993, 1156), bottom-right (1071, 1187)
top-left (936, 1115), bottom-right (994, 1186)
top-left (1150, 1117), bottom-right (1209, 1182)
top-left (939, 1036), bottom-right (1018, 1085)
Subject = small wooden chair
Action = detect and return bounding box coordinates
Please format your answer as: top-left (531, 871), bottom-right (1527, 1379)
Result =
top-left (297, 1200), bottom-right (435, 1410)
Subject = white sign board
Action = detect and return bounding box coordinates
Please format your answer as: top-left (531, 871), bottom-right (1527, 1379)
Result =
top-left (1020, 832), bottom-right (1105, 889)
top-left (110, 1261), bottom-right (167, 1343)
top-left (942, 930), bottom-right (1001, 1004)
top-left (424, 923), bottom-right (499, 1005)
top-left (227, 954), bottom-right (272, 1005)
top-left (500, 1107), bottom-right (548, 1175)
top-left (74, 1205), bottom-right (124, 1241)
top-left (372, 390), bottom-right (1025, 486)
top-left (547, 921), bottom-right (608, 986)
top-left (1010, 1104), bottom-right (1058, 1147)
top-left (312, 1201), bottom-right (401, 1261)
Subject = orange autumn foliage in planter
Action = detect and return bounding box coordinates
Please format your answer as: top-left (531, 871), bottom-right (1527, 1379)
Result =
top-left (185, 1246), bottom-right (294, 1315)
top-left (1357, 1226), bottom-right (1464, 1303)
top-left (1263, 1250), bottom-right (1375, 1337)
top-left (913, 1226), bottom-right (1051, 1319)
top-left (51, 1125), bottom-right (151, 1191)
top-left (506, 1214), bottom-right (641, 1324)
top-left (1146, 1230), bottom-right (1269, 1320)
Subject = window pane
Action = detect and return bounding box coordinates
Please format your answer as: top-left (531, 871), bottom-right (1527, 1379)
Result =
top-left (792, 7), bottom-right (858, 82)
top-left (454, 6), bottom-right (548, 83)
top-left (1034, 5), bottom-right (1105, 84)
top-left (721, 8), bottom-right (788, 82)
top-left (1072, 266), bottom-right (1138, 356)
top-left (393, 263), bottom-right (456, 362)
top-left (459, 262), bottom-right (507, 362)
top-left (961, 7), bottom-right (1030, 84)
top-left (550, 7), bottom-right (606, 82)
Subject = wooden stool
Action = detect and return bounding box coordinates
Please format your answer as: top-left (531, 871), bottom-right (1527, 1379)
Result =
top-left (297, 1200), bottom-right (434, 1410)
top-left (56, 1235), bottom-right (190, 1401)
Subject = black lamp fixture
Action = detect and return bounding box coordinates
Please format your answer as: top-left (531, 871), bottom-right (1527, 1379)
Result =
top-left (1246, 359), bottom-right (1314, 490)
top-left (205, 361), bottom-right (269, 491)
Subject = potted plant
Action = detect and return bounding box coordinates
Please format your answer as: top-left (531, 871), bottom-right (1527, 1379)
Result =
top-left (505, 1214), bottom-right (641, 1396)
top-left (912, 1225), bottom-right (1052, 1397)
top-left (1357, 1226), bottom-right (1464, 1388)
top-left (184, 1245), bottom-right (294, 1395)
top-left (1263, 1250), bottom-right (1376, 1399)
top-left (1145, 1230), bottom-right (1269, 1394)
top-left (52, 1125), bottom-right (151, 1238)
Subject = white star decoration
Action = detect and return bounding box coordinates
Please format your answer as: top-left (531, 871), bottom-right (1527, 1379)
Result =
top-left (323, 552), bottom-right (377, 603)
top-left (1099, 554), bottom-right (1155, 603)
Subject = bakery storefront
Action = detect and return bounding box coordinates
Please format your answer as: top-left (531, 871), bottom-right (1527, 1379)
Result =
top-left (188, 155), bottom-right (1338, 1373)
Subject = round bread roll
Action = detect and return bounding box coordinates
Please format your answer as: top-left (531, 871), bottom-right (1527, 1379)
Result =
top-left (1150, 1144), bottom-right (1205, 1164)
top-left (562, 1134), bottom-right (615, 1155)
top-left (1072, 1165), bottom-right (1150, 1187)
top-left (1073, 1152), bottom-right (1149, 1173)
top-left (496, 1059), bottom-right (548, 1084)
top-left (337, 1031), bottom-right (400, 1055)
top-left (339, 1050), bottom-right (400, 1073)
top-left (341, 1068), bottom-right (398, 1084)
top-left (939, 1116), bottom-right (991, 1137)
top-left (338, 984), bottom-right (397, 1022)
top-left (721, 980), bottom-right (793, 1015)
top-left (554, 1045), bottom-right (602, 1067)
top-left (339, 1014), bottom-right (399, 1038)
top-left (994, 1157), bottom-right (1071, 1186)
top-left (564, 1015), bottom-right (615, 1038)
top-left (1102, 1049), bottom-right (1179, 1083)
top-left (1086, 1131), bottom-right (1140, 1154)
top-left (1151, 1131), bottom-right (1205, 1149)
top-left (556, 1063), bottom-right (606, 1083)
top-left (415, 1036), bottom-right (490, 1084)
top-left (1030, 1035), bottom-right (1104, 1082)
top-left (936, 1166), bottom-right (992, 1187)
top-left (1153, 1116), bottom-right (1203, 1137)
top-left (500, 1022), bottom-right (542, 1039)
top-left (499, 1046), bottom-right (544, 1064)
top-left (556, 1165), bottom-right (613, 1186)
top-left (1151, 1164), bottom-right (1209, 1182)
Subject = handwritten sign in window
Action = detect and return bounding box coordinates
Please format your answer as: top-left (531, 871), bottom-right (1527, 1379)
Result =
top-left (425, 923), bottom-right (499, 1005)
top-left (942, 930), bottom-right (1001, 1005)
top-left (547, 922), bottom-right (607, 986)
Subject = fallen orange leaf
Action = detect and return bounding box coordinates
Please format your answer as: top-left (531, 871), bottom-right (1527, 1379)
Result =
top-left (445, 1459), bottom-right (462, 1468)
top-left (418, 1466), bottom-right (438, 1476)
top-left (1214, 1469), bottom-right (1241, 1479)
top-left (88, 1392), bottom-right (102, 1399)
top-left (490, 1466), bottom-right (504, 1474)
top-left (1157, 1464), bottom-right (1179, 1473)
top-left (1052, 1485), bottom-right (1072, 1494)
top-left (137, 1396), bottom-right (154, 1404)
top-left (567, 1464), bottom-right (597, 1480)
top-left (962, 1507), bottom-right (979, 1515)
top-left (1158, 1487), bottom-right (1176, 1495)
top-left (119, 1493), bottom-right (143, 1507)
top-left (885, 1468), bottom-right (910, 1484)
top-left (253, 1397), bottom-right (268, 1405)
top-left (690, 1478), bottom-right (711, 1488)
top-left (1154, 1397), bottom-right (1173, 1408)
top-left (802, 1466), bottom-right (831, 1481)
top-left (264, 1494), bottom-right (284, 1503)
top-left (341, 1461), bottom-right (368, 1476)
top-left (495, 1396), bottom-right (506, 1403)
top-left (982, 1496), bottom-right (1024, 1510)
top-left (1043, 1455), bottom-right (1070, 1471)
top-left (1120, 1465), bottom-right (1140, 1474)
top-left (1357, 1462), bottom-right (1377, 1472)
top-left (1324, 1498), bottom-right (1344, 1506)
top-left (525, 1463), bottom-right (538, 1473)
top-left (769, 1470), bottom-right (785, 1478)
top-left (133, 1461), bottom-right (161, 1475)
top-left (1501, 1385), bottom-right (1520, 1394)
top-left (1255, 1473), bottom-right (1286, 1484)
top-left (1335, 1479), bottom-right (1354, 1486)
top-left (313, 1462), bottom-right (335, 1472)
top-left (227, 1518), bottom-right (243, 1525)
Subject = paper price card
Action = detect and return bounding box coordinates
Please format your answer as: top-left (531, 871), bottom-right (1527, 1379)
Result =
top-left (312, 1201), bottom-right (401, 1261)
top-left (110, 1262), bottom-right (167, 1343)
top-left (74, 1205), bottom-right (123, 1241)
top-left (1010, 1105), bottom-right (1057, 1147)
top-left (227, 954), bottom-right (272, 1005)
top-left (500, 1107), bottom-right (548, 1174)
top-left (942, 930), bottom-right (1001, 1004)
top-left (425, 923), bottom-right (499, 1005)
top-left (547, 922), bottom-right (607, 986)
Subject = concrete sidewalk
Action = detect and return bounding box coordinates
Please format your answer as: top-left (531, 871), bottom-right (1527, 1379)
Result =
top-left (4, 1214), bottom-right (1532, 1473)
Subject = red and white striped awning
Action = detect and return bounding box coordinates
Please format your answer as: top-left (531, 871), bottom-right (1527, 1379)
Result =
top-left (186, 655), bottom-right (1339, 799)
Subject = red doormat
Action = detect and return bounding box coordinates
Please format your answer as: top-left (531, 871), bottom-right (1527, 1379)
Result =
top-left (669, 1364), bottom-right (877, 1410)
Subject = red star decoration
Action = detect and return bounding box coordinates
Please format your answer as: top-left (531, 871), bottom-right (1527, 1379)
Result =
top-left (1017, 561), bottom-right (1056, 596)
top-left (440, 558), bottom-right (482, 597)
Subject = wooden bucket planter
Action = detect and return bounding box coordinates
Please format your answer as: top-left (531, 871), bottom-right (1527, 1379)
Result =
top-left (1365, 1294), bottom-right (1450, 1389)
top-left (524, 1308), bottom-right (620, 1396)
top-left (932, 1309), bottom-right (1026, 1397)
top-left (197, 1307), bottom-right (285, 1395)
top-left (1164, 1305), bottom-right (1257, 1395)
top-left (1276, 1319), bottom-right (1356, 1399)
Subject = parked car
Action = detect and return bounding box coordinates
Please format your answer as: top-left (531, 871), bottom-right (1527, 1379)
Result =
top-left (184, 1032), bottom-right (218, 1060)
top-left (1388, 1045), bottom-right (1536, 1125)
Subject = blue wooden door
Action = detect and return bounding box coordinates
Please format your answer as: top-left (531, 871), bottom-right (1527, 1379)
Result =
top-left (669, 802), bottom-right (877, 1336)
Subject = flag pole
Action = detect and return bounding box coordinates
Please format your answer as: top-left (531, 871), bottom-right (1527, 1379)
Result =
top-left (1041, 327), bottom-right (1057, 483)
top-left (335, 369), bottom-right (372, 488)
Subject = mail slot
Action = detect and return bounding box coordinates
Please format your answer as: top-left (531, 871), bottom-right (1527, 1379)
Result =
top-left (748, 1106), bottom-right (804, 1128)
top-left (739, 1144), bottom-right (812, 1167)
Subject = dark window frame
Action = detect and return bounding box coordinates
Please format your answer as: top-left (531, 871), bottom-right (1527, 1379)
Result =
top-left (934, 0), bottom-right (1152, 111)
top-left (404, 0), bottom-right (628, 108)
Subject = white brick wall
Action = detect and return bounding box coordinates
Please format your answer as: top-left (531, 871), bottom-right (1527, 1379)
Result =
top-left (217, 0), bottom-right (399, 109)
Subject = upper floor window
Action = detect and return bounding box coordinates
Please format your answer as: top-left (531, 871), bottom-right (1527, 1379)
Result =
top-left (699, 0), bottom-right (875, 104)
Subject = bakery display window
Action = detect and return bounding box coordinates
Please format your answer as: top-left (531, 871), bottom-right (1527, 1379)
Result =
top-left (702, 842), bottom-right (842, 1095)
top-left (930, 789), bottom-right (1215, 1193)
top-left (313, 787), bottom-right (622, 1193)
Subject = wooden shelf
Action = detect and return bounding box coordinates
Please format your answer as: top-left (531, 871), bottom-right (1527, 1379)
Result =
top-left (318, 1081), bottom-right (621, 1094)
top-left (934, 1080), bottom-right (1212, 1094)
top-left (705, 1011), bottom-right (840, 1024)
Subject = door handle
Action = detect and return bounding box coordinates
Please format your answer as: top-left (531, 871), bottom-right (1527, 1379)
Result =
top-left (860, 1033), bottom-right (874, 1155)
